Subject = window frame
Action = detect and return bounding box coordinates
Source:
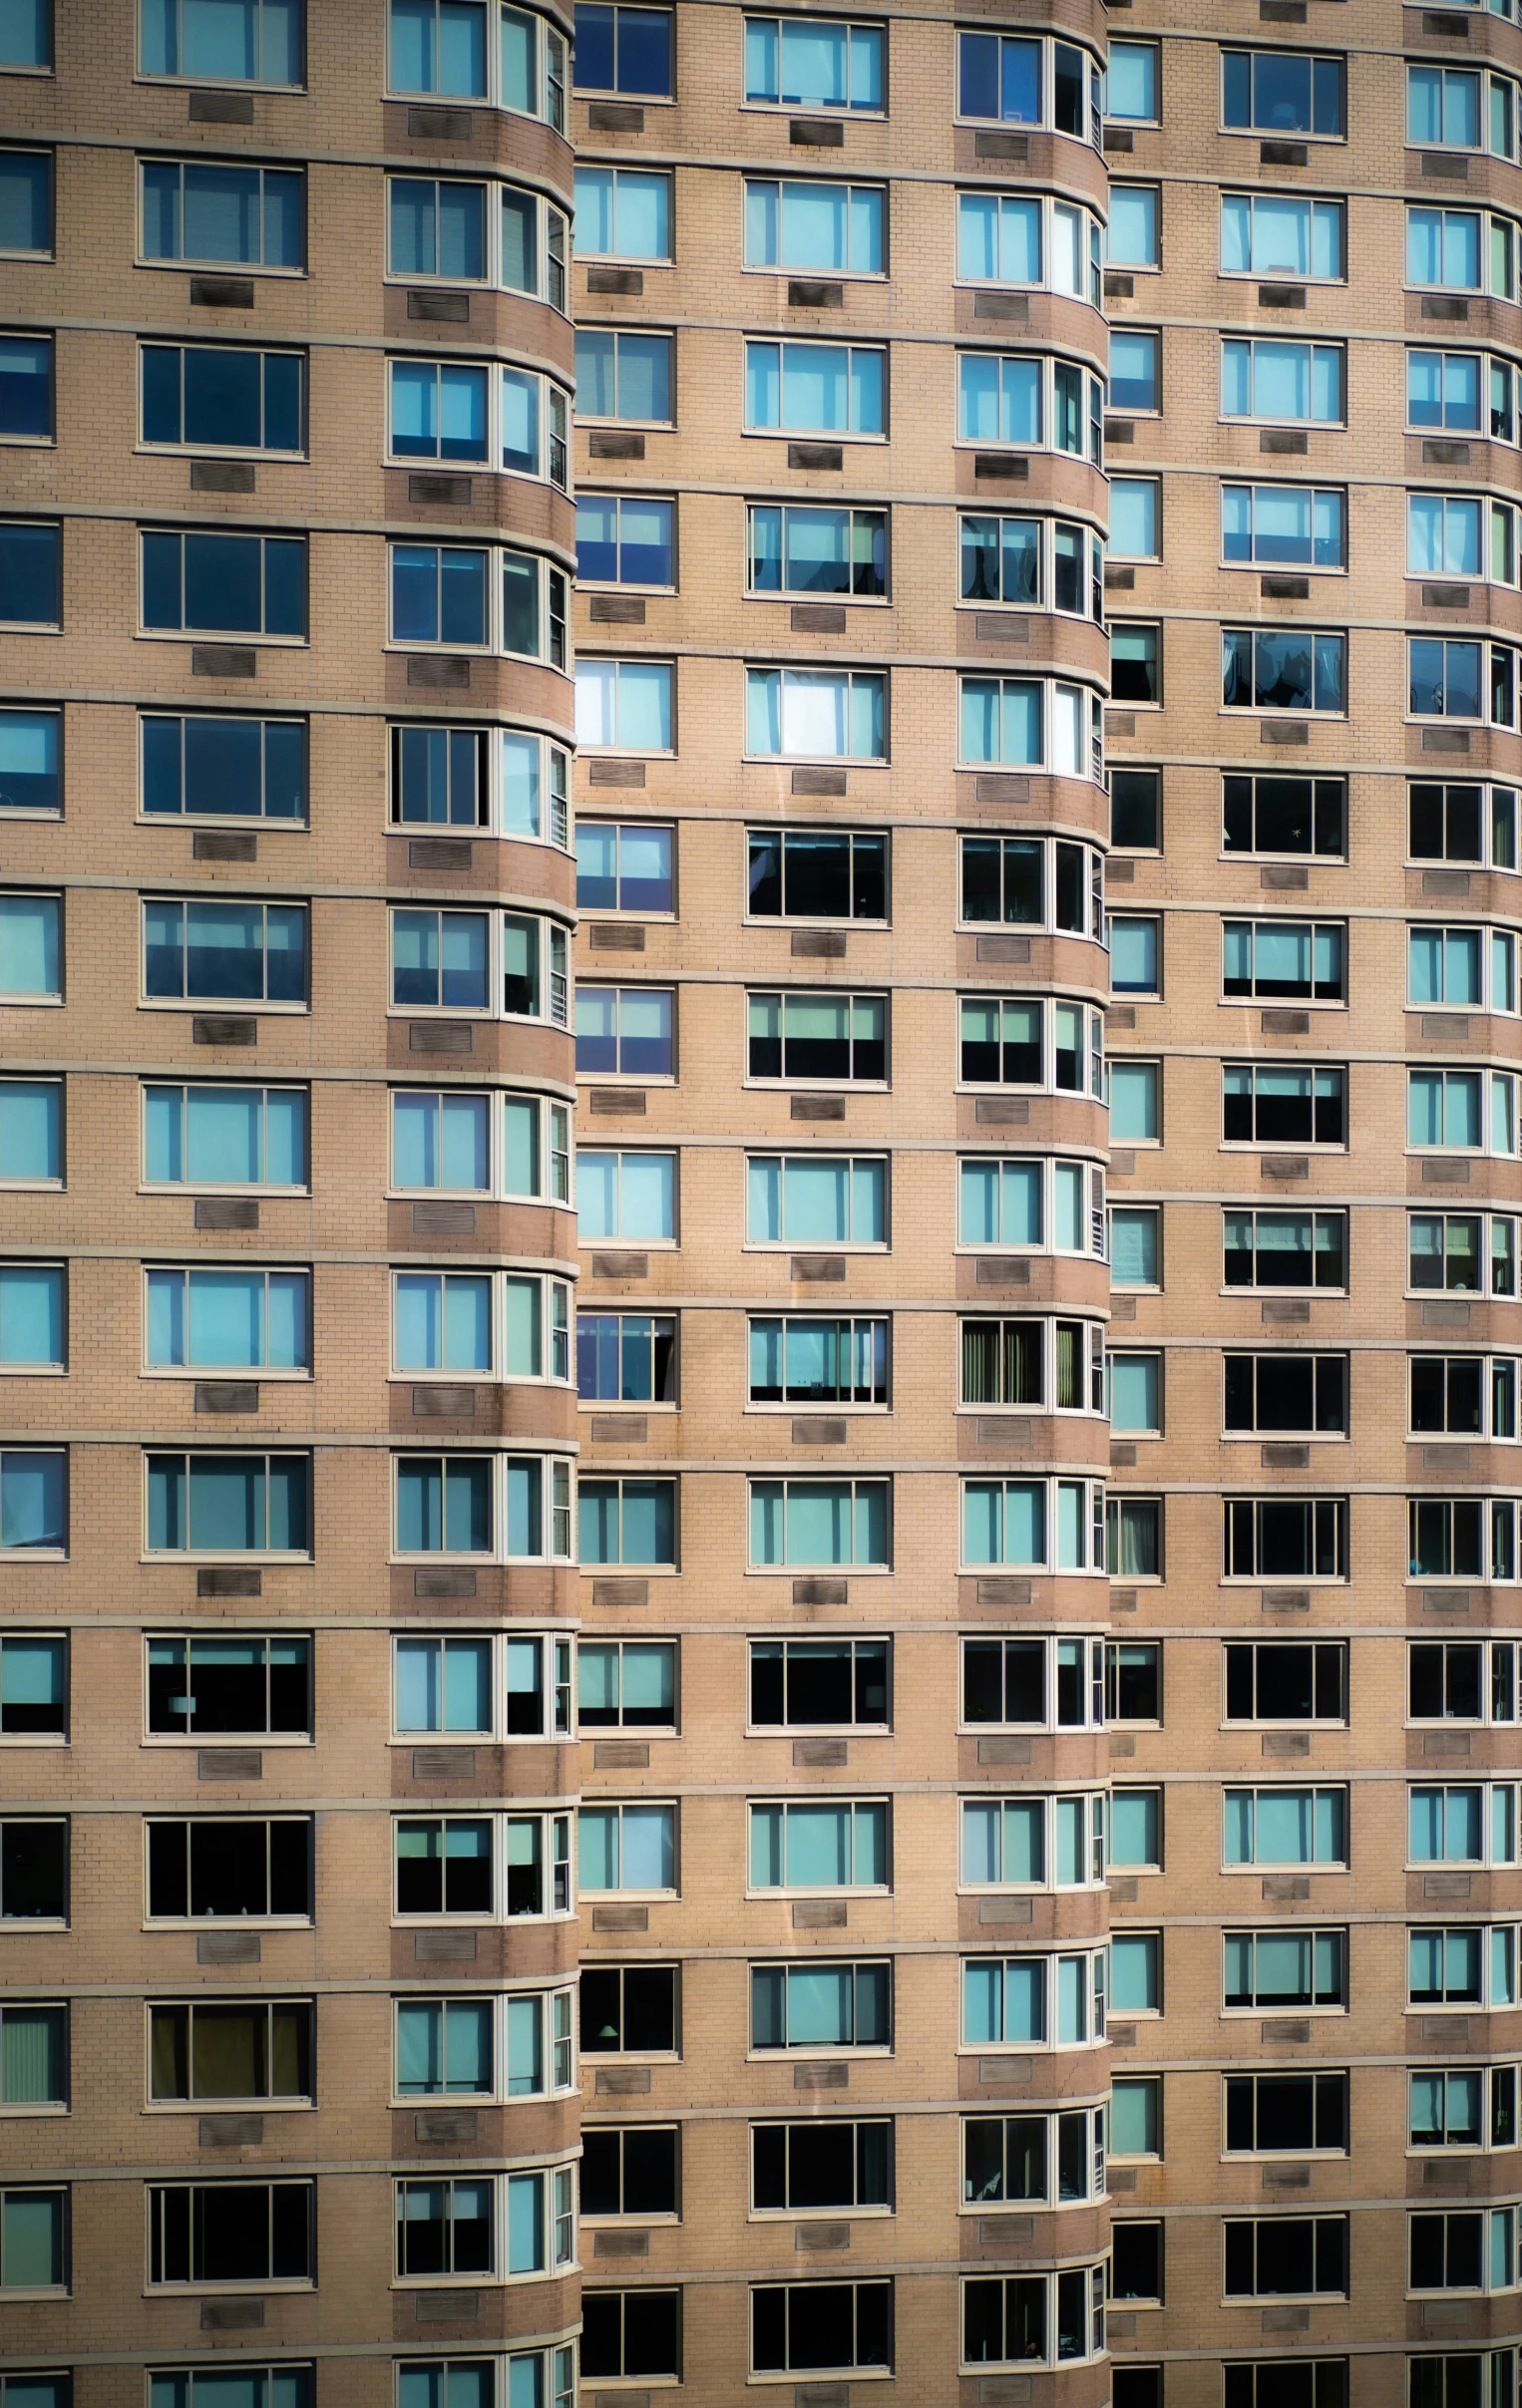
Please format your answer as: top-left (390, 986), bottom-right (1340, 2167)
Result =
top-left (137, 155), bottom-right (305, 275)
top-left (389, 1451), bottom-right (574, 1564)
top-left (385, 357), bottom-right (571, 490)
top-left (383, 172), bottom-right (570, 309)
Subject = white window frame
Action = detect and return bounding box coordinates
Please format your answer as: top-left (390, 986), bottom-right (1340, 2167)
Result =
top-left (388, 1452), bottom-right (575, 1564)
top-left (387, 1086), bottom-right (572, 1204)
top-left (383, 172), bottom-right (570, 309)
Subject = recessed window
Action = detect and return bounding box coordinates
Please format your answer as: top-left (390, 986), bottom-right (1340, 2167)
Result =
top-left (1108, 479), bottom-right (1159, 562)
top-left (750, 1799), bottom-right (888, 1891)
top-left (0, 334), bottom-right (49, 441)
top-left (750, 1478), bottom-right (889, 1566)
top-left (1109, 1206), bottom-right (1159, 1288)
top-left (577, 1310), bottom-right (676, 1404)
top-left (745, 337), bottom-right (884, 436)
top-left (747, 665), bottom-right (885, 760)
top-left (141, 343), bottom-right (302, 454)
top-left (749, 1153), bottom-right (885, 1246)
top-left (1223, 773), bottom-right (1344, 858)
top-left (1224, 627), bottom-right (1345, 714)
top-left (745, 178), bottom-right (884, 274)
top-left (581, 2287), bottom-right (682, 2382)
top-left (1222, 192), bottom-right (1343, 282)
top-left (1227, 2069), bottom-right (1347, 2154)
top-left (142, 528), bottom-right (305, 641)
top-left (1106, 41), bottom-right (1156, 124)
top-left (1225, 1640), bottom-right (1346, 1724)
top-left (573, 1), bottom-right (672, 97)
top-left (583, 2124), bottom-right (678, 2220)
top-left (578, 1639), bottom-right (676, 1731)
top-left (576, 495), bottom-right (673, 587)
top-left (1108, 917), bottom-right (1159, 998)
top-left (1222, 48), bottom-right (1343, 137)
top-left (752, 1958), bottom-right (888, 2049)
top-left (0, 152), bottom-right (48, 256)
top-left (0, 707), bottom-right (58, 814)
top-left (144, 897), bottom-right (306, 1007)
top-left (1224, 482), bottom-right (1344, 569)
top-left (0, 1818), bottom-right (64, 1918)
top-left (146, 1265), bottom-right (308, 1375)
top-left (0, 520), bottom-right (58, 627)
top-left (576, 1149), bottom-right (676, 1242)
top-left (1223, 1496), bottom-right (1346, 1579)
top-left (575, 657), bottom-right (673, 752)
top-left (149, 2000), bottom-right (311, 2102)
top-left (0, 1451), bottom-right (64, 1551)
top-left (0, 2003), bottom-right (65, 2107)
top-left (1224, 918), bottom-right (1344, 1002)
top-left (0, 2189), bottom-right (66, 2290)
top-left (141, 0), bottom-right (300, 82)
top-left (1222, 336), bottom-right (1343, 425)
top-left (0, 892), bottom-right (58, 1000)
top-left (750, 826), bottom-right (885, 920)
top-left (1407, 204), bottom-right (1486, 292)
top-left (580, 1800), bottom-right (676, 1893)
top-left (1227, 1929), bottom-right (1346, 2011)
top-left (0, 1632), bottom-right (64, 1732)
top-left (1108, 184), bottom-right (1159, 269)
top-left (750, 989), bottom-right (885, 1083)
top-left (1108, 1059), bottom-right (1159, 1143)
top-left (1225, 1208), bottom-right (1345, 1290)
top-left (141, 159), bottom-right (303, 270)
top-left (148, 1633), bottom-right (310, 1738)
top-left (581, 1962), bottom-right (678, 2055)
top-left (578, 1476), bottom-right (676, 1565)
top-left (0, 1), bottom-right (51, 71)
top-left (146, 1817), bottom-right (310, 1920)
top-left (1107, 1351), bottom-right (1161, 1435)
top-left (745, 14), bottom-right (881, 111)
top-left (576, 821), bottom-right (673, 914)
top-left (0, 1082), bottom-right (59, 1187)
top-left (1110, 766), bottom-right (1160, 851)
top-left (750, 1637), bottom-right (889, 1727)
top-left (141, 714), bottom-right (305, 823)
top-left (145, 1452), bottom-right (309, 1555)
top-left (1110, 622), bottom-right (1159, 705)
top-left (574, 165), bottom-right (671, 262)
top-left (749, 503), bottom-right (886, 598)
top-left (1107, 1498), bottom-right (1161, 1579)
top-left (755, 2118), bottom-right (891, 2212)
top-left (1226, 1061), bottom-right (1345, 1148)
top-left (576, 982), bottom-right (674, 1078)
top-left (144, 1083), bottom-right (306, 1190)
top-left (753, 2279), bottom-right (893, 2377)
top-left (1109, 329), bottom-right (1158, 413)
top-left (576, 327), bottom-right (672, 424)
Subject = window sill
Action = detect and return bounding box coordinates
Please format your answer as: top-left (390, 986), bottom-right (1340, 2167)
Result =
top-left (752, 592), bottom-right (890, 609)
top-left (745, 1081), bottom-right (889, 1096)
top-left (0, 808), bottom-right (61, 822)
top-left (742, 1245), bottom-right (889, 1257)
top-left (578, 420), bottom-right (676, 436)
top-left (144, 1734), bottom-right (311, 1750)
top-left (581, 1893), bottom-right (679, 1906)
top-left (389, 1560), bottom-right (571, 1572)
top-left (577, 750), bottom-right (676, 763)
top-left (581, 1562), bottom-right (678, 1576)
top-left (140, 1555), bottom-right (311, 1568)
top-left (136, 816), bottom-right (308, 833)
top-left (742, 757), bottom-right (888, 771)
top-left (136, 262), bottom-right (307, 281)
top-left (746, 1404), bottom-right (889, 1418)
top-left (577, 1239), bottom-right (680, 1252)
top-left (580, 1399), bottom-right (679, 1412)
top-left (389, 1373), bottom-right (572, 1389)
top-left (746, 1889), bottom-right (890, 1902)
top-left (0, 1733), bottom-right (66, 1746)
top-left (748, 2050), bottom-right (891, 2068)
top-left (575, 1075), bottom-right (676, 1089)
top-left (0, 2103), bottom-right (66, 2118)
top-left (1219, 710), bottom-right (1345, 724)
top-left (952, 1403), bottom-right (1100, 1422)
top-left (142, 1369), bottom-right (311, 1383)
top-left (575, 88), bottom-right (676, 104)
top-left (140, 1186), bottom-right (309, 1200)
top-left (578, 255), bottom-right (675, 272)
top-left (744, 429), bottom-right (889, 446)
top-left (1221, 1430), bottom-right (1345, 1445)
top-left (749, 2372), bottom-right (894, 2390)
top-left (745, 919), bottom-right (888, 933)
top-left (145, 2097), bottom-right (313, 2114)
top-left (140, 1001), bottom-right (308, 1017)
top-left (136, 444), bottom-right (306, 465)
top-left (0, 1366), bottom-right (66, 1378)
top-left (144, 1920), bottom-right (312, 1934)
top-left (747, 1724), bottom-right (889, 1740)
top-left (1220, 1288), bottom-right (1344, 1301)
top-left (0, 1551), bottom-right (66, 1563)
top-left (0, 994), bottom-right (61, 1008)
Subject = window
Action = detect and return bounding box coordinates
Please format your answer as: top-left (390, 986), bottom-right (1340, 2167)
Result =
top-left (1110, 2079), bottom-right (1160, 2162)
top-left (1226, 1209), bottom-right (1345, 1292)
top-left (576, 822), bottom-right (672, 915)
top-left (1109, 480), bottom-right (1159, 562)
top-left (1110, 767), bottom-right (1161, 852)
top-left (0, 2191), bottom-right (65, 2290)
top-left (1410, 1924), bottom-right (1521, 2009)
top-left (1113, 2221), bottom-right (1163, 2303)
top-left (750, 1479), bottom-right (890, 1566)
top-left (576, 327), bottom-right (672, 424)
top-left (1110, 329), bottom-right (1158, 413)
top-left (1410, 1784), bottom-right (1519, 1867)
top-left (1108, 921), bottom-right (1159, 1003)
top-left (748, 1154), bottom-right (885, 1247)
top-left (141, 713), bottom-right (306, 824)
top-left (1110, 1794), bottom-right (1162, 1874)
top-left (577, 1150), bottom-right (675, 1241)
top-left (754, 2119), bottom-right (890, 2213)
top-left (393, 1453), bottom-right (571, 1560)
top-left (0, 520), bottom-right (57, 626)
top-left (1409, 2069), bottom-right (1488, 2150)
top-left (581, 1963), bottom-right (677, 2055)
top-left (962, 1478), bottom-right (1105, 1571)
top-left (1409, 1353), bottom-right (1520, 1439)
top-left (1106, 1060), bottom-right (1158, 1146)
top-left (391, 726), bottom-right (570, 844)
top-left (745, 14), bottom-right (881, 111)
top-left (0, 708), bottom-right (57, 815)
top-left (389, 543), bottom-right (567, 665)
top-left (1108, 630), bottom-right (1159, 718)
top-left (752, 1959), bottom-right (888, 2050)
top-left (1225, 1788), bottom-right (1345, 1867)
top-left (1107, 43), bottom-right (1157, 124)
top-left (141, 160), bottom-right (302, 270)
top-left (962, 1635), bottom-right (1104, 1732)
top-left (0, 152), bottom-right (49, 256)
top-left (580, 1801), bottom-right (676, 1893)
top-left (1222, 2369), bottom-right (1348, 2408)
top-left (958, 1156), bottom-right (1105, 1255)
top-left (1410, 63), bottom-right (1487, 148)
top-left (1225, 2217), bottom-right (1347, 2297)
top-left (392, 1090), bottom-right (566, 1202)
top-left (0, 1264), bottom-right (60, 1372)
top-left (1226, 1642), bottom-right (1346, 1724)
top-left (749, 826), bottom-right (885, 921)
top-left (578, 1639), bottom-right (675, 1731)
top-left (147, 1819), bottom-right (309, 1922)
top-left (957, 192), bottom-right (1102, 301)
top-left (1222, 193), bottom-right (1343, 281)
top-left (389, 0), bottom-right (567, 123)
top-left (396, 1812), bottom-right (571, 1918)
top-left (750, 1638), bottom-right (888, 1728)
top-left (398, 2363), bottom-right (571, 2408)
top-left (1224, 774), bottom-right (1345, 859)
top-left (146, 1454), bottom-right (308, 1555)
top-left (143, 897), bottom-right (306, 1009)
top-left (582, 2289), bottom-right (682, 2382)
top-left (1410, 1498), bottom-right (1522, 1581)
top-left (1224, 1353), bottom-right (1345, 1437)
top-left (0, 892), bottom-right (56, 1001)
top-left (1409, 347), bottom-right (1495, 435)
top-left (574, 165), bottom-right (670, 262)
top-left (959, 836), bottom-right (1103, 935)
top-left (0, 1633), bottom-right (64, 1735)
top-left (1107, 1353), bottom-right (1161, 1435)
top-left (576, 983), bottom-right (673, 1079)
top-left (397, 1633), bottom-right (571, 1741)
top-left (573, 1), bottom-right (671, 96)
top-left (1411, 924), bottom-right (1519, 1013)
top-left (0, 333), bottom-right (48, 442)
top-left (0, 1), bottom-right (50, 71)
top-left (959, 675), bottom-right (1101, 771)
top-left (964, 2107), bottom-right (1106, 2205)
top-left (750, 990), bottom-right (885, 1083)
top-left (960, 1317), bottom-right (1104, 1412)
top-left (746, 667), bottom-right (885, 761)
top-left (1407, 206), bottom-right (1486, 291)
top-left (576, 495), bottom-right (673, 588)
top-left (1223, 50), bottom-right (1343, 137)
top-left (143, 1083), bottom-right (306, 1192)
top-left (1411, 780), bottom-right (1520, 870)
top-left (749, 503), bottom-right (886, 600)
top-left (0, 1820), bottom-right (65, 1918)
top-left (1105, 1641), bottom-right (1159, 1724)
top-left (745, 337), bottom-right (884, 435)
top-left (582, 2125), bottom-right (678, 2223)
top-left (578, 1478), bottom-right (675, 1566)
top-left (749, 1316), bottom-right (886, 1406)
top-left (390, 909), bottom-right (569, 1023)
top-left (1223, 628), bottom-right (1345, 714)
top-left (1224, 484), bottom-right (1344, 570)
top-left (1409, 2210), bottom-right (1518, 2294)
top-left (752, 2280), bottom-right (892, 2376)
top-left (1223, 336), bottom-right (1344, 425)
top-left (1410, 493), bottom-right (1485, 580)
top-left (141, 0), bottom-right (300, 81)
top-left (744, 179), bottom-right (883, 274)
top-left (390, 362), bottom-right (569, 486)
top-left (960, 515), bottom-right (1103, 618)
top-left (577, 1312), bottom-right (676, 1404)
top-left (1226, 1063), bottom-right (1344, 1149)
top-left (1409, 1068), bottom-right (1522, 1155)
top-left (1109, 185), bottom-right (1159, 269)
top-left (1225, 1497), bottom-right (1346, 1578)
top-left (1108, 1497), bottom-right (1161, 1578)
top-left (0, 1451), bottom-right (64, 1550)
top-left (956, 32), bottom-right (1094, 131)
top-left (148, 1634), bottom-right (310, 1738)
top-left (957, 351), bottom-right (1106, 459)
top-left (396, 2169), bottom-right (574, 2279)
top-left (142, 528), bottom-right (304, 642)
top-left (149, 2000), bottom-right (311, 2103)
top-left (575, 658), bottom-right (672, 752)
top-left (961, 1793), bottom-right (1105, 1890)
top-left (961, 2265), bottom-right (1108, 2368)
top-left (750, 1800), bottom-right (887, 1893)
top-left (146, 1266), bottom-right (308, 1375)
top-left (387, 176), bottom-right (569, 307)
top-left (1409, 1639), bottom-right (1521, 1723)
top-left (141, 344), bottom-right (302, 456)
top-left (1227, 2071), bottom-right (1347, 2153)
top-left (0, 2003), bottom-right (64, 2107)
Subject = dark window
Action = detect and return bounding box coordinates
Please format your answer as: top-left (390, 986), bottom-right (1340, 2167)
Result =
top-left (573, 2), bottom-right (672, 95)
top-left (580, 2287), bottom-right (682, 2379)
top-left (1223, 1354), bottom-right (1345, 1435)
top-left (0, 1635), bottom-right (65, 1735)
top-left (0, 521), bottom-right (59, 625)
top-left (0, 153), bottom-right (52, 254)
top-left (962, 2114), bottom-right (1046, 2203)
top-left (1223, 919), bottom-right (1343, 1002)
top-left (576, 494), bottom-right (673, 586)
top-left (748, 990), bottom-right (886, 1081)
top-left (1225, 2072), bottom-right (1348, 2155)
top-left (575, 984), bottom-right (674, 1077)
top-left (1111, 767), bottom-right (1161, 851)
top-left (149, 2001), bottom-right (311, 2102)
top-left (148, 2181), bottom-right (312, 2284)
top-left (1409, 1642), bottom-right (1485, 1722)
top-left (751, 2279), bottom-right (892, 2374)
top-left (394, 1817), bottom-right (495, 1916)
top-left (750, 1639), bottom-right (890, 1728)
top-left (1223, 2363), bottom-right (1347, 2408)
top-left (1222, 50), bottom-right (1344, 137)
top-left (141, 346), bottom-right (303, 453)
top-left (1113, 2375), bottom-right (1166, 2408)
top-left (962, 2274), bottom-right (1047, 2363)
top-left (390, 542), bottom-right (488, 647)
top-left (1112, 2221), bottom-right (1163, 2301)
top-left (0, 706), bottom-right (60, 814)
top-left (1224, 1064), bottom-right (1345, 1147)
top-left (1410, 781), bottom-right (1509, 867)
top-left (1225, 1643), bottom-right (1345, 1722)
top-left (748, 829), bottom-right (887, 921)
top-left (395, 2178), bottom-right (492, 2276)
top-left (755, 2119), bottom-right (892, 2210)
top-left (142, 716), bottom-right (306, 822)
top-left (1224, 1499), bottom-right (1346, 1578)
top-left (1224, 2217), bottom-right (1347, 2297)
top-left (1223, 628), bottom-right (1345, 714)
top-left (1410, 2213), bottom-right (1484, 2291)
top-left (962, 1637), bottom-right (1045, 1724)
top-left (750, 505), bottom-right (886, 599)
top-left (389, 726), bottom-right (488, 830)
top-left (577, 1312), bottom-right (677, 1402)
top-left (1225, 1209), bottom-right (1345, 1290)
top-left (1223, 775), bottom-right (1345, 858)
top-left (143, 901), bottom-right (307, 1005)
top-left (1409, 1499), bottom-right (1489, 1581)
top-left (1410, 1355), bottom-right (1493, 1437)
top-left (1105, 1641), bottom-right (1160, 1722)
top-left (147, 1634), bottom-right (311, 1736)
top-left (0, 1819), bottom-right (65, 1918)
top-left (747, 1314), bottom-right (887, 1405)
top-left (141, 530), bottom-right (305, 639)
top-left (147, 1819), bottom-right (310, 1919)
top-left (581, 2125), bottom-right (679, 2217)
top-left (1111, 623), bottom-right (1159, 704)
top-left (0, 336), bottom-right (51, 440)
top-left (579, 1964), bottom-right (677, 2054)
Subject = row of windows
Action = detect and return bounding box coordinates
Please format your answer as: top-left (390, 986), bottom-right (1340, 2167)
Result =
top-left (1110, 773), bottom-right (1522, 871)
top-left (1109, 1060), bottom-right (1522, 1158)
top-left (1117, 1206), bottom-right (1522, 1301)
top-left (1105, 39), bottom-right (1522, 162)
top-left (1107, 622), bottom-right (1522, 729)
top-left (1108, 481), bottom-right (1522, 587)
